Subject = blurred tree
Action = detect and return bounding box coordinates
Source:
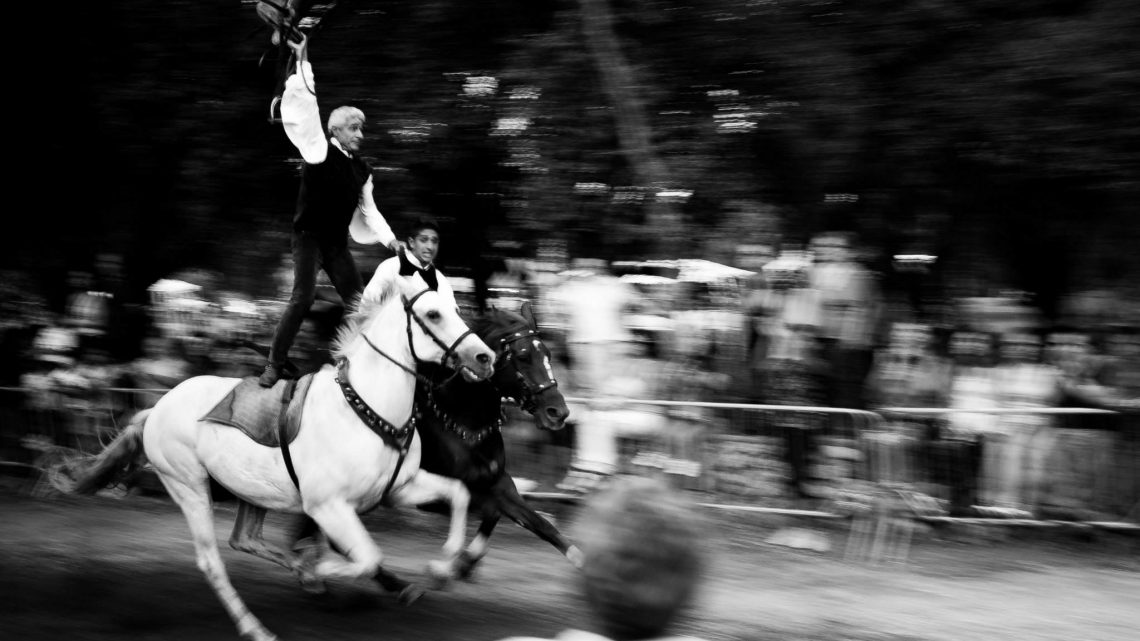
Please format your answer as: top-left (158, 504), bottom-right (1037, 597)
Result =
top-left (7, 0), bottom-right (1140, 338)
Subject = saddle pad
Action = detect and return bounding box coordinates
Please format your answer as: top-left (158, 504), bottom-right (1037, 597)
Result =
top-left (201, 375), bottom-right (314, 447)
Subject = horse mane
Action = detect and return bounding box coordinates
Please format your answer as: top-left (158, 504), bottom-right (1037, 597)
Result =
top-left (331, 279), bottom-right (398, 359)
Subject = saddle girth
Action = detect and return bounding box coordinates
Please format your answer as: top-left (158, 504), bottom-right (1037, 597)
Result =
top-left (278, 378), bottom-right (301, 490)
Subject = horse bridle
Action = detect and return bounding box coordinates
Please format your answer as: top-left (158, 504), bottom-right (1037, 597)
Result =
top-left (357, 287), bottom-right (479, 381)
top-left (495, 327), bottom-right (558, 413)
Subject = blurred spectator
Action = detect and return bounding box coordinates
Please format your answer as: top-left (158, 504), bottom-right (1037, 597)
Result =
top-left (548, 259), bottom-right (643, 492)
top-left (1045, 328), bottom-right (1120, 409)
top-left (808, 232), bottom-right (881, 413)
top-left (497, 476), bottom-right (706, 641)
top-left (586, 339), bottom-right (668, 477)
top-left (989, 330), bottom-right (1062, 516)
top-left (867, 323), bottom-right (951, 413)
top-left (742, 270), bottom-right (774, 384)
top-left (945, 330), bottom-right (1000, 438)
top-left (864, 323), bottom-right (953, 492)
top-left (0, 273), bottom-right (52, 390)
top-left (1099, 327), bottom-right (1140, 398)
top-left (126, 335), bottom-right (193, 406)
top-left (940, 329), bottom-right (999, 513)
top-left (656, 338), bottom-right (731, 484)
top-left (1039, 327), bottom-right (1127, 517)
top-left (754, 265), bottom-right (827, 500)
top-left (64, 269), bottom-right (112, 361)
top-left (749, 249), bottom-right (817, 389)
top-left (1098, 328), bottom-right (1140, 517)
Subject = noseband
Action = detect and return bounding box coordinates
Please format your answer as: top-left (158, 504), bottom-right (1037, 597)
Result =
top-left (496, 327), bottom-right (558, 412)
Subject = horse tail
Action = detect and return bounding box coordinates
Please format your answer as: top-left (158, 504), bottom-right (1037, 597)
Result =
top-left (64, 409), bottom-right (150, 495)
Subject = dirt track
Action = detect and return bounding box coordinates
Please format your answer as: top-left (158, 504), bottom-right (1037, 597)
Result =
top-left (2, 489), bottom-right (1139, 641)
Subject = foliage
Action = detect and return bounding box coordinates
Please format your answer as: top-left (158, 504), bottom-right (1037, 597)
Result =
top-left (9, 0), bottom-right (1140, 321)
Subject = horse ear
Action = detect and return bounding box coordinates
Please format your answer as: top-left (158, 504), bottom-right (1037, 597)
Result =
top-left (520, 301), bottom-right (537, 328)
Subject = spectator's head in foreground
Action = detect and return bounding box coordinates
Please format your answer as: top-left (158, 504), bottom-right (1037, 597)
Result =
top-left (576, 476), bottom-right (705, 640)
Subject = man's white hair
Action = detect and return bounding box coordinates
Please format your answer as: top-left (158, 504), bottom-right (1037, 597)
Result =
top-left (327, 106), bottom-right (365, 134)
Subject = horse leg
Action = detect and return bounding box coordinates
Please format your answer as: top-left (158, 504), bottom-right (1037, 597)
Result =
top-left (284, 510), bottom-right (422, 604)
top-left (494, 475), bottom-right (584, 569)
top-left (162, 476), bottom-right (278, 641)
top-left (304, 499), bottom-right (388, 582)
top-left (387, 471), bottom-right (470, 586)
top-left (228, 500), bottom-right (326, 594)
top-left (454, 498), bottom-right (500, 580)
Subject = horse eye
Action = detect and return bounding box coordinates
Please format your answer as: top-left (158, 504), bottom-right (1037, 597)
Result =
top-left (427, 310), bottom-right (441, 321)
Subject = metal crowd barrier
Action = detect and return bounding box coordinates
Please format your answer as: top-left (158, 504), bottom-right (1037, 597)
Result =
top-left (847, 406), bottom-right (1140, 564)
top-left (510, 396), bottom-right (881, 519)
top-left (4, 386), bottom-right (1137, 560)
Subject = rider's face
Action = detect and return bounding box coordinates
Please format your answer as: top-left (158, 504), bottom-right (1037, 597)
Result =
top-left (332, 119), bottom-right (364, 153)
top-left (408, 229), bottom-right (440, 265)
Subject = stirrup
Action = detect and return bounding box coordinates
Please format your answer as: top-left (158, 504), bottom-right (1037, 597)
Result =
top-left (268, 95), bottom-right (283, 124)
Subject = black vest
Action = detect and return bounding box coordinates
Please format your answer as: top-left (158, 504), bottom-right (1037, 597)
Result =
top-left (293, 144), bottom-right (372, 242)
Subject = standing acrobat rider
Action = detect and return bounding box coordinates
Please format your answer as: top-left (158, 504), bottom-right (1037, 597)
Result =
top-left (262, 35), bottom-right (402, 387)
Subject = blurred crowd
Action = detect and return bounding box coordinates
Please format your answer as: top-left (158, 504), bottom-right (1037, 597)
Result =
top-left (2, 234), bottom-right (1138, 517)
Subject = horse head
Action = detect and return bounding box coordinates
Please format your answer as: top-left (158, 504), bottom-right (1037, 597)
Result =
top-left (356, 275), bottom-right (494, 383)
top-left (477, 302), bottom-right (570, 431)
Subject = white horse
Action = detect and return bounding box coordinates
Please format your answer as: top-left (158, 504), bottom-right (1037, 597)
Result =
top-left (63, 275), bottom-right (495, 641)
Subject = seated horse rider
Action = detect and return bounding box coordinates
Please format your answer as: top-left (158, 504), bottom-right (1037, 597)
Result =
top-left (261, 34), bottom-right (402, 388)
top-left (363, 218), bottom-right (457, 309)
top-left (287, 216), bottom-right (455, 549)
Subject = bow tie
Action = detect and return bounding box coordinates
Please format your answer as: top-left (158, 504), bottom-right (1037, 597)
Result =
top-left (398, 251), bottom-right (438, 291)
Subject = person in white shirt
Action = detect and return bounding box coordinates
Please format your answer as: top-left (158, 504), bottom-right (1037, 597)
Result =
top-left (261, 36), bottom-right (401, 387)
top-left (547, 259), bottom-right (641, 491)
top-left (362, 218), bottom-right (457, 310)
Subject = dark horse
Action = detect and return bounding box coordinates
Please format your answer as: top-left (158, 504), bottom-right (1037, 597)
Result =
top-left (227, 302), bottom-right (576, 597)
top-left (414, 303), bottom-right (580, 576)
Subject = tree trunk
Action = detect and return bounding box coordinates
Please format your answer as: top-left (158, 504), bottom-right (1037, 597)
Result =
top-left (577, 0), bottom-right (681, 257)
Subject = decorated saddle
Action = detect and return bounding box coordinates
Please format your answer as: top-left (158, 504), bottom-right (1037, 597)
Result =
top-left (201, 375), bottom-right (314, 447)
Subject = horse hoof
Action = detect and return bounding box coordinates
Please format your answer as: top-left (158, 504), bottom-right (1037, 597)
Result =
top-left (299, 576), bottom-right (327, 595)
top-left (566, 545), bottom-right (585, 570)
top-left (425, 561), bottom-right (453, 589)
top-left (240, 627), bottom-right (278, 641)
top-left (458, 566), bottom-right (478, 583)
top-left (398, 584), bottom-right (426, 606)
top-left (456, 552), bottom-right (480, 582)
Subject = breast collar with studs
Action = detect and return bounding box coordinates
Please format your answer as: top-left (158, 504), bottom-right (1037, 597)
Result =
top-left (335, 357), bottom-right (415, 453)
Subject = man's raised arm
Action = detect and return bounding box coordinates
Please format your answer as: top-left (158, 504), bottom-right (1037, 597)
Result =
top-left (280, 36), bottom-right (328, 164)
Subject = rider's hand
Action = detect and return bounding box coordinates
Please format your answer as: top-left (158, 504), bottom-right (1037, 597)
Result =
top-left (389, 240), bottom-right (406, 254)
top-left (287, 34), bottom-right (308, 60)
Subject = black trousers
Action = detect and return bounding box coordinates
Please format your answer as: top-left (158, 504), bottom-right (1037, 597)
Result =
top-left (268, 232), bottom-right (363, 367)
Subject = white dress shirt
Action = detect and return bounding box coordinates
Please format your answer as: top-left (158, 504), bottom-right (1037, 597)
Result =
top-left (363, 252), bottom-right (457, 311)
top-left (280, 60), bottom-right (396, 248)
